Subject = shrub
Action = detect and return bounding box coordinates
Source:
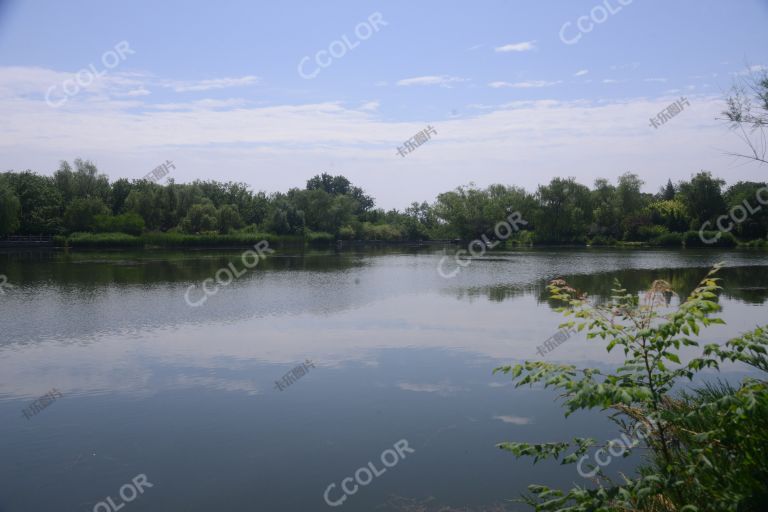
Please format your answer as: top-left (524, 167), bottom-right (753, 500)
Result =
top-left (742, 238), bottom-right (768, 248)
top-left (338, 225), bottom-right (356, 240)
top-left (361, 222), bottom-right (402, 241)
top-left (495, 266), bottom-right (768, 511)
top-left (636, 224), bottom-right (669, 241)
top-left (305, 231), bottom-right (334, 243)
top-left (588, 235), bottom-right (616, 246)
top-left (66, 232), bottom-right (142, 247)
top-left (684, 230), bottom-right (737, 247)
top-left (650, 232), bottom-right (683, 247)
top-left (142, 231), bottom-right (278, 247)
top-left (93, 213), bottom-right (145, 235)
top-left (513, 230), bottom-right (535, 246)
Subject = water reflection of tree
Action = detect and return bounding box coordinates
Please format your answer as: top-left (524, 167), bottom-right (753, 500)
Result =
top-left (450, 284), bottom-right (534, 303)
top-left (0, 249), bottom-right (369, 288)
top-left (450, 267), bottom-right (768, 306)
top-left (535, 266), bottom-right (768, 306)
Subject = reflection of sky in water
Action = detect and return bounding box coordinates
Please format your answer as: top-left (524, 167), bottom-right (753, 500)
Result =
top-left (0, 249), bottom-right (767, 511)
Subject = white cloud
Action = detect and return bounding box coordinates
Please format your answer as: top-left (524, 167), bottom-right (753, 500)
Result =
top-left (150, 98), bottom-right (250, 111)
top-left (0, 65), bottom-right (763, 211)
top-left (166, 75), bottom-right (260, 92)
top-left (574, 69), bottom-right (589, 77)
top-left (735, 64), bottom-right (767, 75)
top-left (396, 75), bottom-right (466, 87)
top-left (494, 41), bottom-right (536, 53)
top-left (490, 80), bottom-right (561, 89)
top-left (119, 87), bottom-right (151, 97)
top-left (493, 415), bottom-right (532, 425)
top-left (398, 382), bottom-right (464, 395)
top-left (358, 100), bottom-right (380, 111)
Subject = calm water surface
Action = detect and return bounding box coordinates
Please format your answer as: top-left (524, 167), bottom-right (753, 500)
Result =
top-left (1, 248), bottom-right (767, 511)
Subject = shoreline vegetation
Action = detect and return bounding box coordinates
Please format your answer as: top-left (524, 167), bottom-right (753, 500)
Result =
top-left (41, 231), bottom-right (757, 249)
top-left (1, 164), bottom-right (767, 250)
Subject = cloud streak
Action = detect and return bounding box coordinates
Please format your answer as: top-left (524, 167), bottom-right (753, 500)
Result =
top-left (396, 75), bottom-right (466, 87)
top-left (489, 80), bottom-right (561, 88)
top-left (494, 41), bottom-right (536, 53)
top-left (166, 75), bottom-right (260, 92)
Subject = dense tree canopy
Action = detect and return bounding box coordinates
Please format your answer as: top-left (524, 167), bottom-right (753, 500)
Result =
top-left (1, 163), bottom-right (766, 244)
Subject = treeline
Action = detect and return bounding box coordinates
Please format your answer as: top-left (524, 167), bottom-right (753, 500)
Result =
top-left (1, 159), bottom-right (767, 246)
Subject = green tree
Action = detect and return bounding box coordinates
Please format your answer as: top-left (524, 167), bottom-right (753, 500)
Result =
top-left (180, 202), bottom-right (219, 233)
top-left (724, 181), bottom-right (768, 240)
top-left (3, 171), bottom-right (63, 234)
top-left (534, 178), bottom-right (592, 243)
top-left (217, 204), bottom-right (242, 234)
top-left (661, 179), bottom-right (676, 200)
top-left (678, 172), bottom-right (727, 229)
top-left (110, 178), bottom-right (133, 214)
top-left (306, 173), bottom-right (374, 214)
top-left (55, 159), bottom-right (110, 203)
top-left (591, 178), bottom-right (619, 238)
top-left (647, 199), bottom-right (689, 233)
top-left (64, 197), bottom-right (109, 232)
top-left (123, 185), bottom-right (164, 230)
top-left (0, 180), bottom-right (21, 236)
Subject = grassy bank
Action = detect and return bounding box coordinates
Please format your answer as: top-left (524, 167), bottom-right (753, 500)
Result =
top-left (53, 230), bottom-right (766, 249)
top-left (55, 231), bottom-right (328, 248)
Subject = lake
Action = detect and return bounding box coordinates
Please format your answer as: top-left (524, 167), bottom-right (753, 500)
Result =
top-left (1, 247), bottom-right (767, 511)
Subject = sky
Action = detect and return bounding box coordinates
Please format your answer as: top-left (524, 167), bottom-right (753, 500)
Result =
top-left (0, 0), bottom-right (766, 209)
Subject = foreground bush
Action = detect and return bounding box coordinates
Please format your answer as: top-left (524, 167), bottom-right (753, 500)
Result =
top-left (495, 265), bottom-right (768, 511)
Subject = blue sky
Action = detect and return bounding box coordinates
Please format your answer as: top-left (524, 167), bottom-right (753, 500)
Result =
top-left (0, 0), bottom-right (766, 208)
